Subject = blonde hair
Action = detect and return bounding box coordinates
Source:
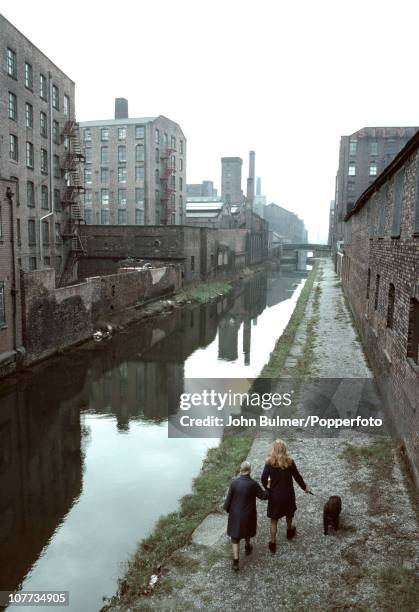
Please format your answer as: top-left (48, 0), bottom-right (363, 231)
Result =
top-left (266, 439), bottom-right (292, 469)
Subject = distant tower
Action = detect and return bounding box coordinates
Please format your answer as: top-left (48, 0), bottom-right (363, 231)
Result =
top-left (256, 176), bottom-right (262, 196)
top-left (246, 151), bottom-right (255, 212)
top-left (221, 157), bottom-right (243, 205)
top-left (115, 97), bottom-right (129, 119)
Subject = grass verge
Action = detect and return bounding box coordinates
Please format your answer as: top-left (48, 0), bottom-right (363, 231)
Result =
top-left (104, 430), bottom-right (253, 608)
top-left (377, 565), bottom-right (419, 611)
top-left (340, 437), bottom-right (394, 467)
top-left (260, 261), bottom-right (319, 378)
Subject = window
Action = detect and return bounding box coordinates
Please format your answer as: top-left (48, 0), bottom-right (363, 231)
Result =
top-left (180, 140), bottom-right (184, 154)
top-left (101, 189), bottom-right (109, 206)
top-left (41, 185), bottom-right (49, 209)
top-left (369, 162), bottom-right (377, 176)
top-left (135, 209), bottom-right (144, 224)
top-left (170, 174), bottom-right (175, 188)
top-left (348, 162), bottom-right (356, 176)
top-left (0, 283), bottom-right (5, 327)
top-left (118, 145), bottom-right (126, 162)
top-left (415, 168), bottom-right (419, 234)
top-left (135, 188), bottom-right (145, 204)
top-left (28, 219), bottom-right (36, 245)
top-left (179, 177), bottom-right (183, 190)
top-left (386, 139), bottom-right (396, 155)
top-left (54, 189), bottom-right (61, 211)
top-left (84, 128), bottom-right (92, 142)
top-left (179, 194), bottom-right (183, 210)
top-left (171, 135), bottom-right (176, 149)
top-left (85, 168), bottom-right (92, 184)
top-left (17, 219), bottom-right (21, 246)
top-left (101, 146), bottom-right (109, 164)
top-left (8, 92), bottom-right (17, 120)
top-left (40, 74), bottom-right (47, 100)
top-left (64, 135), bottom-right (70, 151)
top-left (155, 168), bottom-right (159, 183)
top-left (55, 223), bottom-right (61, 243)
top-left (26, 142), bottom-right (34, 168)
top-left (407, 298), bottom-right (419, 365)
top-left (10, 135), bottom-right (18, 161)
top-left (118, 127), bottom-right (126, 140)
top-left (370, 141), bottom-right (378, 156)
top-left (24, 62), bottom-right (33, 89)
top-left (63, 94), bottom-right (70, 117)
top-left (52, 85), bottom-right (59, 110)
top-left (53, 155), bottom-right (60, 178)
top-left (101, 168), bottom-right (109, 183)
top-left (118, 167), bottom-right (127, 183)
top-left (118, 209), bottom-right (127, 224)
top-left (391, 170), bottom-right (404, 237)
top-left (386, 283), bottom-right (395, 329)
top-left (349, 138), bottom-right (357, 155)
top-left (84, 209), bottom-right (93, 224)
top-left (179, 158), bottom-right (183, 171)
top-left (155, 148), bottom-right (159, 163)
top-left (101, 209), bottom-right (110, 224)
top-left (191, 256), bottom-right (195, 271)
top-left (374, 274), bottom-right (380, 310)
top-left (136, 166), bottom-right (144, 181)
top-left (6, 48), bottom-right (17, 78)
top-left (101, 128), bottom-right (109, 141)
top-left (155, 128), bottom-right (160, 144)
top-left (171, 155), bottom-right (176, 170)
top-left (53, 120), bottom-right (60, 144)
top-left (25, 103), bottom-right (33, 128)
top-left (39, 112), bottom-right (47, 137)
top-left (42, 220), bottom-right (49, 244)
top-left (118, 189), bottom-right (127, 206)
top-left (136, 125), bottom-right (144, 139)
top-left (84, 147), bottom-right (92, 163)
top-left (41, 149), bottom-right (48, 173)
top-left (55, 256), bottom-right (62, 272)
top-left (136, 144), bottom-right (145, 162)
top-left (84, 190), bottom-right (92, 206)
top-left (44, 256), bottom-right (51, 266)
top-left (29, 257), bottom-right (37, 271)
top-left (27, 181), bottom-right (35, 207)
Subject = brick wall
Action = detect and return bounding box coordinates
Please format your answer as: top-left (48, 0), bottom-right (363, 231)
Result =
top-left (342, 145), bottom-right (419, 485)
top-left (21, 265), bottom-right (181, 363)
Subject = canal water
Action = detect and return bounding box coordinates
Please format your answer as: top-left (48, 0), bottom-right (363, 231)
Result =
top-left (0, 265), bottom-right (307, 612)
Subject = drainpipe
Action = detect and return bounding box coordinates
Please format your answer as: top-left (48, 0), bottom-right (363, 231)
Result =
top-left (6, 187), bottom-right (18, 352)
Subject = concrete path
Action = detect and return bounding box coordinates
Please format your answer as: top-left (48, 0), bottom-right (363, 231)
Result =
top-left (129, 260), bottom-right (418, 611)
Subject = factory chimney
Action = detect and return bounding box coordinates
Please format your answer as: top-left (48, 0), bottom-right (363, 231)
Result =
top-left (115, 97), bottom-right (129, 119)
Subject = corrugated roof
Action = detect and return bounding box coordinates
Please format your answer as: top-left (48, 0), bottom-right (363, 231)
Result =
top-left (79, 117), bottom-right (157, 127)
top-left (186, 211), bottom-right (220, 218)
top-left (186, 202), bottom-right (224, 211)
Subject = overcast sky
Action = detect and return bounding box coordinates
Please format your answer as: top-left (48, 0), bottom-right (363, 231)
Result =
top-left (4, 1), bottom-right (419, 242)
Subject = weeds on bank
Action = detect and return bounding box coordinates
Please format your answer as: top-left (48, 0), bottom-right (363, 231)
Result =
top-left (106, 431), bottom-right (253, 607)
top-left (260, 262), bottom-right (319, 378)
top-left (376, 565), bottom-right (419, 611)
top-left (179, 281), bottom-right (233, 303)
top-left (340, 438), bottom-right (394, 467)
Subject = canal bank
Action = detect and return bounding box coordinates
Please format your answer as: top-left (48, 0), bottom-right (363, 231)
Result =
top-left (112, 259), bottom-right (419, 612)
top-left (0, 263), bottom-right (309, 612)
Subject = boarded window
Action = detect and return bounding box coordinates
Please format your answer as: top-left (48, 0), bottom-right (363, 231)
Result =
top-left (391, 170), bottom-right (404, 237)
top-left (386, 283), bottom-right (395, 329)
top-left (407, 298), bottom-right (419, 364)
top-left (374, 274), bottom-right (380, 310)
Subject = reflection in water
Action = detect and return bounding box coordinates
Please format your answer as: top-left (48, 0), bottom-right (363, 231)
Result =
top-left (0, 265), bottom-right (306, 612)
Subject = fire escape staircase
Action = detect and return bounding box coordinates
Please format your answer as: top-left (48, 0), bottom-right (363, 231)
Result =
top-left (58, 120), bottom-right (86, 287)
top-left (159, 147), bottom-right (177, 224)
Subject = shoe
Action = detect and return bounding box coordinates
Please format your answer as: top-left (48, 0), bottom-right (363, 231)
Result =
top-left (268, 541), bottom-right (276, 554)
top-left (287, 526), bottom-right (296, 540)
top-left (232, 559), bottom-right (239, 572)
top-left (245, 543), bottom-right (253, 556)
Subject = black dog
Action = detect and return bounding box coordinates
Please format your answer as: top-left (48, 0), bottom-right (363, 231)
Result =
top-left (323, 496), bottom-right (342, 535)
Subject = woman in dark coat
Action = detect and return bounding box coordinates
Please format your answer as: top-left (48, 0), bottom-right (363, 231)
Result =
top-left (261, 439), bottom-right (310, 553)
top-left (224, 461), bottom-right (268, 571)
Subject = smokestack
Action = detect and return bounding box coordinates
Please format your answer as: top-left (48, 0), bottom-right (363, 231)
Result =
top-left (246, 151), bottom-right (255, 208)
top-left (256, 177), bottom-right (261, 196)
top-left (115, 98), bottom-right (129, 119)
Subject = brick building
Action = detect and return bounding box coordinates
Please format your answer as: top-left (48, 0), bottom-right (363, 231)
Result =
top-left (79, 99), bottom-right (187, 227)
top-left (0, 179), bottom-right (23, 373)
top-left (221, 157), bottom-right (244, 205)
top-left (333, 126), bottom-right (418, 254)
top-left (186, 181), bottom-right (217, 198)
top-left (263, 202), bottom-right (307, 243)
top-left (0, 13), bottom-right (81, 278)
top-left (342, 130), bottom-right (419, 485)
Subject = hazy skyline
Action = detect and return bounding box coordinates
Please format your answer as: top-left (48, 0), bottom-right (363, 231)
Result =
top-left (3, 1), bottom-right (419, 242)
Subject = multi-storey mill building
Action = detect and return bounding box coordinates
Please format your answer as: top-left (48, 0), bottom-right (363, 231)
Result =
top-left (79, 99), bottom-right (187, 226)
top-left (0, 13), bottom-right (84, 284)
